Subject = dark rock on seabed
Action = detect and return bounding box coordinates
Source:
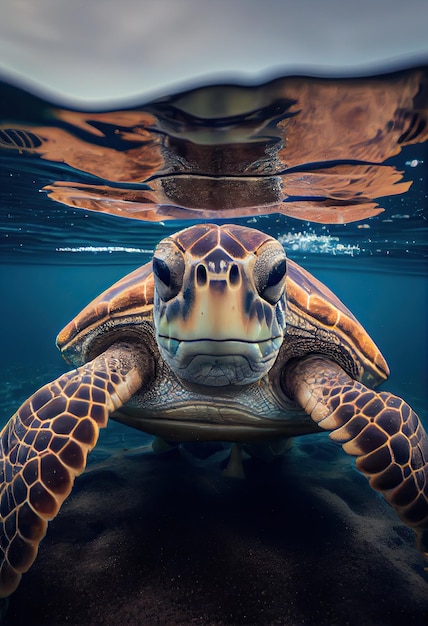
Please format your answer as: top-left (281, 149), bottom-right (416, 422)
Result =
top-left (3, 439), bottom-right (428, 626)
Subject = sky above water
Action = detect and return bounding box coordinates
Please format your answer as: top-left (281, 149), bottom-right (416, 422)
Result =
top-left (1, 0), bottom-right (428, 105)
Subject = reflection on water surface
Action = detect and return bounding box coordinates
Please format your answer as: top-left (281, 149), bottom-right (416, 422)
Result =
top-left (0, 67), bottom-right (427, 224)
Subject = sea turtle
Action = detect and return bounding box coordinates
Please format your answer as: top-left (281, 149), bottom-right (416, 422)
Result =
top-left (0, 223), bottom-right (427, 597)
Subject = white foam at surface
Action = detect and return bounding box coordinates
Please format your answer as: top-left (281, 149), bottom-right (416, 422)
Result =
top-left (56, 246), bottom-right (153, 254)
top-left (278, 232), bottom-right (361, 256)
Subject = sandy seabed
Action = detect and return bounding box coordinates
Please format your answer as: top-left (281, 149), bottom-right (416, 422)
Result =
top-left (2, 437), bottom-right (427, 626)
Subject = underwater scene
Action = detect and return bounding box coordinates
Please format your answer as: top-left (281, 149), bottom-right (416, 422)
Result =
top-left (0, 67), bottom-right (427, 625)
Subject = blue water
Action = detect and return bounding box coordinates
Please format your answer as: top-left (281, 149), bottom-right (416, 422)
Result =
top-left (0, 68), bottom-right (427, 624)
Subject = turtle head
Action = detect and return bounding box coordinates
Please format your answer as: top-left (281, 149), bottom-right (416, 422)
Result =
top-left (152, 224), bottom-right (287, 387)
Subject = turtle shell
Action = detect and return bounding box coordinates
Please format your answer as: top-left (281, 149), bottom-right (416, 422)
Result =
top-left (57, 262), bottom-right (155, 367)
top-left (57, 248), bottom-right (389, 387)
top-left (284, 260), bottom-right (388, 386)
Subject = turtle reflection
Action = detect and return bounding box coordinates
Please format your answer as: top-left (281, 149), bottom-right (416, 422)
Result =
top-left (0, 67), bottom-right (427, 223)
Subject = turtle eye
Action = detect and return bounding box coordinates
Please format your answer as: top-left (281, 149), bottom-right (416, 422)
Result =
top-left (254, 245), bottom-right (287, 305)
top-left (265, 258), bottom-right (286, 288)
top-left (153, 258), bottom-right (171, 286)
top-left (153, 241), bottom-right (185, 301)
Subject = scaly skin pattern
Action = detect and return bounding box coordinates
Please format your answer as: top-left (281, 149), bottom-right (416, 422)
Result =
top-left (0, 344), bottom-right (144, 598)
top-left (284, 355), bottom-right (428, 560)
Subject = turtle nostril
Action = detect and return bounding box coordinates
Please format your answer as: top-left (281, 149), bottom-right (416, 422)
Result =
top-left (196, 264), bottom-right (207, 286)
top-left (229, 263), bottom-right (240, 286)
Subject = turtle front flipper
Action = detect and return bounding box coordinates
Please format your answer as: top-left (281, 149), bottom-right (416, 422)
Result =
top-left (0, 342), bottom-right (148, 598)
top-left (283, 355), bottom-right (428, 560)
